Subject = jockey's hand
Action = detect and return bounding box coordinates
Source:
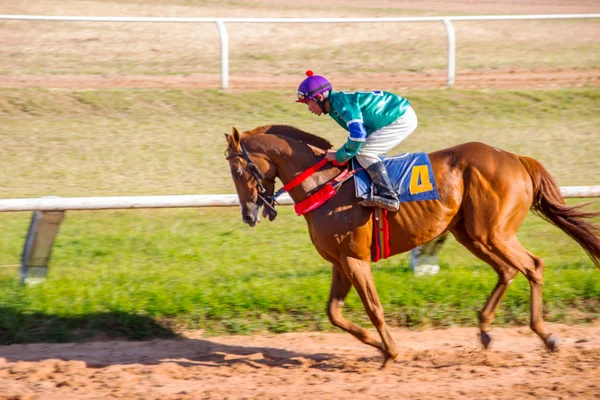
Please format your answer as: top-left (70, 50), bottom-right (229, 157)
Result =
top-left (325, 149), bottom-right (338, 162)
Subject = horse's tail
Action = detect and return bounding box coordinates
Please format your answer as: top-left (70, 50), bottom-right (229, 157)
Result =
top-left (518, 156), bottom-right (600, 269)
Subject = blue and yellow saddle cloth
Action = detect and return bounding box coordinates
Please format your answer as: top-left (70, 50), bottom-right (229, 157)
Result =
top-left (353, 153), bottom-right (440, 203)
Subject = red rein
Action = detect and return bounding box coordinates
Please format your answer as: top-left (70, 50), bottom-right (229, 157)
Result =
top-left (281, 158), bottom-right (329, 192)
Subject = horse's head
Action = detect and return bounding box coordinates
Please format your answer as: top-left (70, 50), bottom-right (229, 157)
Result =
top-left (225, 127), bottom-right (278, 227)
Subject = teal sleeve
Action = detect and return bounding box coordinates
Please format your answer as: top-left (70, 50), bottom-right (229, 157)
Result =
top-left (335, 140), bottom-right (364, 164)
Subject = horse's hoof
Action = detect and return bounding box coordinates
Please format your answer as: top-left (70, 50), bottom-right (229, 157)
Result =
top-left (380, 352), bottom-right (399, 369)
top-left (480, 331), bottom-right (492, 349)
top-left (545, 334), bottom-right (560, 352)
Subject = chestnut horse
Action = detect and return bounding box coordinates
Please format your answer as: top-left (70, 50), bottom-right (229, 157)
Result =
top-left (225, 124), bottom-right (600, 368)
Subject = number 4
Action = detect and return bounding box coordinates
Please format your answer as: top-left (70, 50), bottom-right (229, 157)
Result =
top-left (409, 165), bottom-right (433, 194)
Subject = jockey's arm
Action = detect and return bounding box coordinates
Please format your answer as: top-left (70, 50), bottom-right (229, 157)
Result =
top-left (335, 120), bottom-right (367, 164)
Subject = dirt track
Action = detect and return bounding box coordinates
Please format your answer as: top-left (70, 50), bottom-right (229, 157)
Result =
top-left (2, 67), bottom-right (599, 90)
top-left (1, 323), bottom-right (599, 399)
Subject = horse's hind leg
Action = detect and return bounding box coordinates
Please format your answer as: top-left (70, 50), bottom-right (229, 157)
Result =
top-left (453, 221), bottom-right (558, 351)
top-left (337, 256), bottom-right (399, 368)
top-left (451, 221), bottom-right (518, 348)
top-left (327, 265), bottom-right (386, 352)
top-left (493, 236), bottom-right (559, 351)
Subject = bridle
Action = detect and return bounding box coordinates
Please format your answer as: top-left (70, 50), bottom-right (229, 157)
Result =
top-left (226, 139), bottom-right (357, 217)
top-left (226, 141), bottom-right (279, 216)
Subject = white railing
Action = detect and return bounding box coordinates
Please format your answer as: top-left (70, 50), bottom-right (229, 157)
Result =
top-left (1, 186), bottom-right (599, 212)
top-left (1, 14), bottom-right (599, 89)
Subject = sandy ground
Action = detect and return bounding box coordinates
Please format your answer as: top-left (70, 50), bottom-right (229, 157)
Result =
top-left (1, 323), bottom-right (599, 399)
top-left (2, 67), bottom-right (599, 90)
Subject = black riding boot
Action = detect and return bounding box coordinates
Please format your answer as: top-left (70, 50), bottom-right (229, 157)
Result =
top-left (359, 161), bottom-right (400, 212)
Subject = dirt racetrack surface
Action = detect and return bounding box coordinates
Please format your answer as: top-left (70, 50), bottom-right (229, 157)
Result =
top-left (1, 323), bottom-right (599, 400)
top-left (2, 67), bottom-right (600, 91)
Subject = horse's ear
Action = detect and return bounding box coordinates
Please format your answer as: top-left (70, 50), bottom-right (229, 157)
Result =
top-left (226, 127), bottom-right (241, 148)
top-left (231, 127), bottom-right (241, 144)
top-left (225, 127), bottom-right (241, 149)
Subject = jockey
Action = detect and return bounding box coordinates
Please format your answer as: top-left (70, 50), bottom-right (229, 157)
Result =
top-left (296, 70), bottom-right (418, 212)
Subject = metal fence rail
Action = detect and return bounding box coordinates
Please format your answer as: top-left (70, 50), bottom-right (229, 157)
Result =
top-left (1, 186), bottom-right (599, 212)
top-left (2, 14), bottom-right (599, 89)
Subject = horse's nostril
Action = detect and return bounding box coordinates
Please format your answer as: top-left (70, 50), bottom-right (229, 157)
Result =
top-left (243, 215), bottom-right (253, 223)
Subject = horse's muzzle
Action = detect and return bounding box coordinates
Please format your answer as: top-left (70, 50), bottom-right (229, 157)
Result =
top-left (241, 202), bottom-right (260, 227)
top-left (242, 214), bottom-right (258, 227)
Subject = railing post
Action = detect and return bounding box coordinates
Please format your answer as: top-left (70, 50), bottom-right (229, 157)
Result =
top-left (443, 18), bottom-right (456, 87)
top-left (21, 208), bottom-right (66, 285)
top-left (216, 19), bottom-right (229, 90)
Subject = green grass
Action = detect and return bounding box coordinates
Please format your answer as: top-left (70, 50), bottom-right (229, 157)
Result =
top-left (1, 88), bottom-right (598, 198)
top-left (0, 87), bottom-right (599, 343)
top-left (0, 205), bottom-right (598, 344)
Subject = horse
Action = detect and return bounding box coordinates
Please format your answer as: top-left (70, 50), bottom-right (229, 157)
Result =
top-left (224, 124), bottom-right (600, 368)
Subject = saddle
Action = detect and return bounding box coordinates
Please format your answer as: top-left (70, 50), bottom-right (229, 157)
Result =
top-left (352, 153), bottom-right (440, 203)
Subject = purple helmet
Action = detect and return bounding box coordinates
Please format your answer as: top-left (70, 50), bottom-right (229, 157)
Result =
top-left (296, 70), bottom-right (332, 103)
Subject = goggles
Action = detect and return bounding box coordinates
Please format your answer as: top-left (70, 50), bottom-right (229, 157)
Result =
top-left (297, 92), bottom-right (309, 102)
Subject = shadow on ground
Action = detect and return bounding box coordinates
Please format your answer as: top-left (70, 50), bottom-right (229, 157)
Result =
top-left (0, 307), bottom-right (335, 369)
top-left (0, 307), bottom-right (177, 344)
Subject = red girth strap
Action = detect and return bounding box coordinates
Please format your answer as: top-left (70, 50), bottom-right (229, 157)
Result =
top-left (282, 158), bottom-right (329, 192)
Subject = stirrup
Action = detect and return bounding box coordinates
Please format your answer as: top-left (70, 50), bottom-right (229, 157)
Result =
top-left (359, 196), bottom-right (399, 212)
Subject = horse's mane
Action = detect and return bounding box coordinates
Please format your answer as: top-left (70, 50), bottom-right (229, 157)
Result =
top-left (243, 124), bottom-right (333, 151)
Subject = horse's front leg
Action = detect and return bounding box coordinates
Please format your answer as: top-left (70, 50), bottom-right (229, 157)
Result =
top-left (327, 264), bottom-right (386, 353)
top-left (337, 256), bottom-right (399, 368)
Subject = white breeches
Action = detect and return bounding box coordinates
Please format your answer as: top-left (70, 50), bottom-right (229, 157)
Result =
top-left (355, 106), bottom-right (418, 169)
